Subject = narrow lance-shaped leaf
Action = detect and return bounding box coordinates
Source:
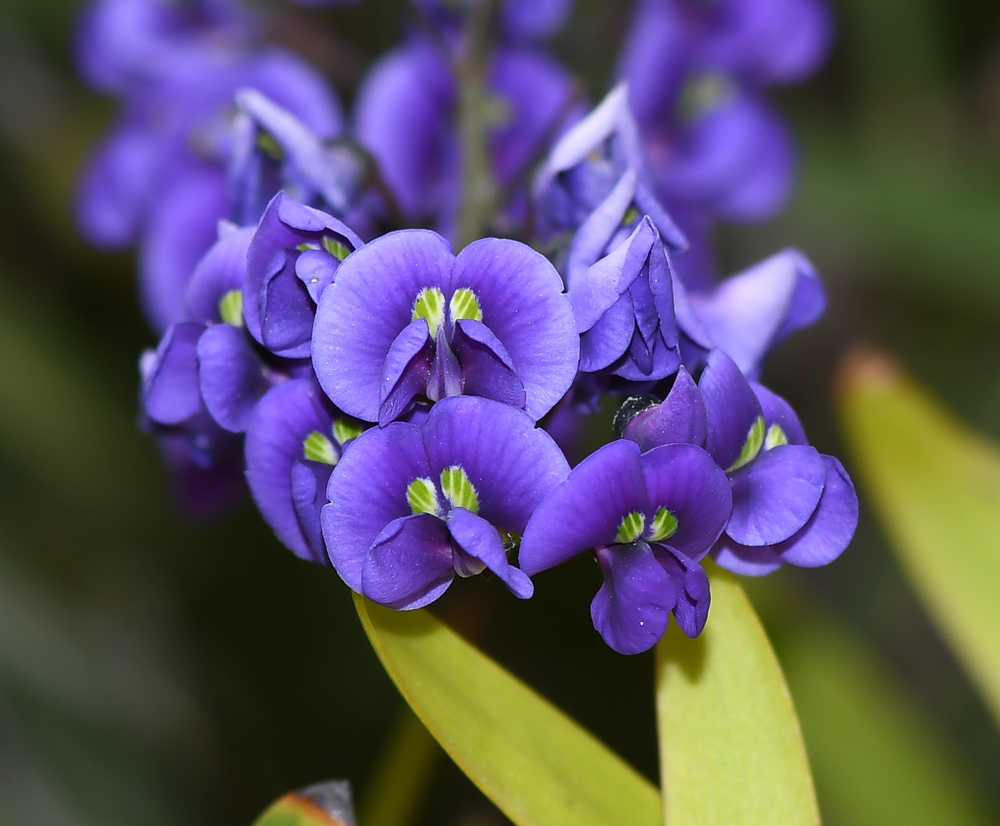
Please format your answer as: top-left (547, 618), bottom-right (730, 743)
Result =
top-left (838, 348), bottom-right (1000, 726)
top-left (355, 595), bottom-right (661, 826)
top-left (656, 562), bottom-right (820, 826)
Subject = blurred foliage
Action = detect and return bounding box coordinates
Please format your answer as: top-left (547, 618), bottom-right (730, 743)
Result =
top-left (1, 0), bottom-right (1000, 824)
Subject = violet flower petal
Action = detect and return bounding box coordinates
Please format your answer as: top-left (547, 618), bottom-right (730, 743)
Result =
top-left (452, 237), bottom-right (579, 421)
top-left (448, 508), bottom-right (534, 599)
top-left (245, 378), bottom-right (336, 562)
top-left (652, 548), bottom-right (711, 638)
top-left (712, 536), bottom-right (785, 576)
top-left (362, 514), bottom-right (455, 610)
top-left (421, 397), bottom-right (570, 533)
top-left (727, 443), bottom-right (826, 546)
top-left (379, 319), bottom-right (434, 426)
top-left (324, 421), bottom-right (430, 591)
top-left (452, 319), bottom-right (526, 409)
top-left (197, 323), bottom-right (270, 433)
top-left (185, 226), bottom-right (253, 324)
top-left (699, 349), bottom-right (764, 469)
top-left (751, 382), bottom-right (808, 445)
top-left (623, 367), bottom-right (707, 451)
top-left (143, 322), bottom-right (205, 425)
top-left (640, 443), bottom-right (732, 560)
top-left (520, 439), bottom-right (647, 575)
top-left (777, 456), bottom-right (858, 567)
top-left (592, 543), bottom-right (675, 655)
top-left (290, 459), bottom-right (334, 564)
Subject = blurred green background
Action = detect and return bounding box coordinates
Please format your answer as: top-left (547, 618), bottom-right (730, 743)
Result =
top-left (2, 0), bottom-right (1000, 824)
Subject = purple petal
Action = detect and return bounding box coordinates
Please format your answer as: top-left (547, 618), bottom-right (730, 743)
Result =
top-left (727, 444), bottom-right (826, 546)
top-left (138, 167), bottom-right (229, 333)
top-left (569, 216), bottom-right (656, 332)
top-left (565, 169), bottom-right (640, 279)
top-left (245, 379), bottom-right (336, 561)
top-left (421, 397), bottom-right (570, 533)
top-left (452, 238), bottom-right (579, 421)
top-left (699, 349), bottom-right (763, 469)
top-left (196, 324), bottom-right (270, 433)
top-left (354, 41), bottom-right (458, 221)
top-left (313, 229), bottom-right (454, 422)
top-left (502, 0), bottom-right (573, 41)
top-left (185, 226), bottom-right (253, 324)
top-left (362, 514), bottom-right (454, 609)
top-left (692, 248), bottom-right (825, 377)
top-left (777, 456), bottom-right (858, 567)
top-left (579, 294), bottom-right (637, 373)
top-left (452, 319), bottom-right (527, 409)
top-left (142, 322), bottom-right (205, 425)
top-left (592, 543), bottom-right (675, 655)
top-left (379, 320), bottom-right (434, 426)
top-left (324, 422), bottom-right (430, 591)
top-left (448, 509), bottom-right (534, 599)
top-left (617, 0), bottom-right (686, 126)
top-left (641, 443), bottom-right (732, 559)
top-left (290, 460), bottom-right (334, 564)
top-left (612, 325), bottom-right (681, 382)
top-left (427, 329), bottom-right (463, 404)
top-left (712, 536), bottom-right (785, 576)
top-left (652, 548), bottom-right (711, 637)
top-left (623, 367), bottom-right (707, 451)
top-left (751, 382), bottom-right (808, 445)
top-left (520, 439), bottom-right (646, 575)
top-left (259, 253), bottom-right (315, 358)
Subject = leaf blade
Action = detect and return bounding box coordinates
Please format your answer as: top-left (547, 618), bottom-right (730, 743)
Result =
top-left (656, 563), bottom-right (820, 826)
top-left (838, 350), bottom-right (1000, 724)
top-left (354, 594), bottom-right (661, 826)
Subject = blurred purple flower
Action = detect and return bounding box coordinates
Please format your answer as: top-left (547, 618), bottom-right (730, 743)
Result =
top-left (354, 38), bottom-right (581, 241)
top-left (520, 439), bottom-right (731, 654)
top-left (312, 230), bottom-right (579, 425)
top-left (323, 396), bottom-right (570, 608)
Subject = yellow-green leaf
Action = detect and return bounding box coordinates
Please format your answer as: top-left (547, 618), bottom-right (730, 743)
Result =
top-left (354, 595), bottom-right (661, 826)
top-left (656, 563), bottom-right (819, 826)
top-left (839, 350), bottom-right (1000, 724)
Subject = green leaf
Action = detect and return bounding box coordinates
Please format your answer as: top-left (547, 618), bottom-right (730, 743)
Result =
top-left (784, 622), bottom-right (996, 826)
top-left (252, 781), bottom-right (355, 826)
top-left (839, 349), bottom-right (1000, 725)
top-left (656, 563), bottom-right (819, 826)
top-left (354, 595), bottom-right (661, 826)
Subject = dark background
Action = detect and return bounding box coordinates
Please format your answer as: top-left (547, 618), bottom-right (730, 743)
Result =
top-left (1, 0), bottom-right (1000, 823)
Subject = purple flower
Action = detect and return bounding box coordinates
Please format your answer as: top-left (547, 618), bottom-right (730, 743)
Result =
top-left (312, 230), bottom-right (579, 425)
top-left (520, 439), bottom-right (731, 654)
top-left (674, 247), bottom-right (826, 378)
top-left (244, 192), bottom-right (363, 359)
top-left (622, 351), bottom-right (857, 575)
top-left (245, 378), bottom-right (365, 564)
top-left (354, 38), bottom-right (580, 240)
top-left (323, 396), bottom-right (570, 609)
top-left (410, 0), bottom-right (574, 42)
top-left (533, 84), bottom-right (686, 250)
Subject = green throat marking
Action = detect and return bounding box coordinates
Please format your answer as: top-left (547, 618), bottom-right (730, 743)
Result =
top-left (648, 506), bottom-right (678, 542)
top-left (218, 289), bottom-right (244, 328)
top-left (440, 465), bottom-right (479, 514)
top-left (726, 415), bottom-right (766, 474)
top-left (407, 477), bottom-right (442, 517)
top-left (449, 288), bottom-right (484, 323)
top-left (764, 423), bottom-right (789, 450)
top-left (615, 511), bottom-right (646, 544)
top-left (412, 287), bottom-right (447, 339)
top-left (303, 431), bottom-right (338, 466)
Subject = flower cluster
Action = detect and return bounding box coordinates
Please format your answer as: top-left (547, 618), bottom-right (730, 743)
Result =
top-left (78, 0), bottom-right (855, 655)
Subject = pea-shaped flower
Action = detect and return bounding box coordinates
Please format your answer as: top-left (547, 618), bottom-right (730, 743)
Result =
top-left (519, 439), bottom-right (732, 655)
top-left (323, 397), bottom-right (570, 608)
top-left (312, 230), bottom-right (579, 424)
